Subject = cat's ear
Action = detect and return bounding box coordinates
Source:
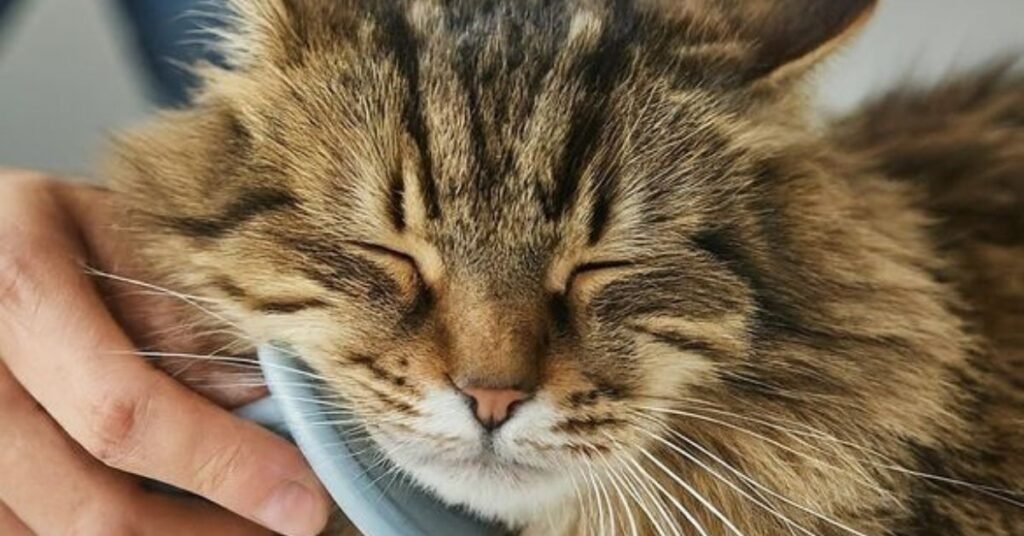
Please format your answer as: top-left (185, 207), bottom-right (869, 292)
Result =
top-left (736, 0), bottom-right (878, 85)
top-left (651, 0), bottom-right (877, 88)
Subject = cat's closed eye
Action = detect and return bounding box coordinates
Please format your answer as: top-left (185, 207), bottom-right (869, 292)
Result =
top-left (345, 240), bottom-right (417, 267)
top-left (344, 240), bottom-right (423, 293)
top-left (565, 259), bottom-right (635, 294)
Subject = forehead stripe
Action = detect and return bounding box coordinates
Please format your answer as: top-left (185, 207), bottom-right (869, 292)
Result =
top-left (387, 167), bottom-right (407, 232)
top-left (587, 159), bottom-right (616, 245)
top-left (374, 5), bottom-right (442, 221)
top-left (545, 1), bottom-right (635, 220)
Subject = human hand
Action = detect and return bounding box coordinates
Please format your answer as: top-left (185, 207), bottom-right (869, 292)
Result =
top-left (0, 170), bottom-right (330, 535)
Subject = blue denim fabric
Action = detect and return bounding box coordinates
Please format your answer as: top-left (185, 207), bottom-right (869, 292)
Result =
top-left (0, 1), bottom-right (225, 106)
top-left (0, 0), bottom-right (20, 28)
top-left (113, 0), bottom-right (228, 107)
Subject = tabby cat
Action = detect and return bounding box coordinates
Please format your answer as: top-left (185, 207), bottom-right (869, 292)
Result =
top-left (109, 0), bottom-right (1024, 534)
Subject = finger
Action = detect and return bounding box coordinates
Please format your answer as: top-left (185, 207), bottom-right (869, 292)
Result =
top-left (0, 359), bottom-right (123, 536)
top-left (0, 362), bottom-right (269, 536)
top-left (0, 182), bottom-right (330, 536)
top-left (60, 181), bottom-right (267, 407)
top-left (0, 174), bottom-right (263, 408)
top-left (136, 495), bottom-right (272, 536)
top-left (0, 502), bottom-right (33, 536)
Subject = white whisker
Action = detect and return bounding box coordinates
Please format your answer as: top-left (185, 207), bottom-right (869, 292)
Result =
top-left (620, 452), bottom-right (709, 536)
top-left (591, 447), bottom-right (639, 536)
top-left (635, 444), bottom-right (746, 536)
top-left (630, 422), bottom-right (818, 536)
top-left (632, 415), bottom-right (871, 536)
top-left (607, 442), bottom-right (686, 536)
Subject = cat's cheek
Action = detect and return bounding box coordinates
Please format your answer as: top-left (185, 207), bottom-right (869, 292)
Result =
top-left (632, 335), bottom-right (718, 399)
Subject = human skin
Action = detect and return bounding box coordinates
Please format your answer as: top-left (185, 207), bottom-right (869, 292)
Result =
top-left (0, 170), bottom-right (330, 536)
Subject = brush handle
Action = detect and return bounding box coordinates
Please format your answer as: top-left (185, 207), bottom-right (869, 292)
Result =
top-left (234, 395), bottom-right (289, 437)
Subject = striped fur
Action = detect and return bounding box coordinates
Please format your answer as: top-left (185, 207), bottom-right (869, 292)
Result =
top-left (109, 1), bottom-right (1022, 534)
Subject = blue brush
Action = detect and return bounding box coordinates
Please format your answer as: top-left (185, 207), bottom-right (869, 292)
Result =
top-left (236, 344), bottom-right (500, 536)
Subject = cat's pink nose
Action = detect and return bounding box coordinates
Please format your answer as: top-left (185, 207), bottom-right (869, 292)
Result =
top-left (460, 387), bottom-right (528, 430)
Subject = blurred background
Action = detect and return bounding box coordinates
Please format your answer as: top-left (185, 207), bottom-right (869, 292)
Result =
top-left (0, 0), bottom-right (1022, 177)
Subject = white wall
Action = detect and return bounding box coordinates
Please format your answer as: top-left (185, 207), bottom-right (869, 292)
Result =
top-left (816, 0), bottom-right (1024, 114)
top-left (1, 0), bottom-right (1022, 177)
top-left (0, 1), bottom-right (151, 177)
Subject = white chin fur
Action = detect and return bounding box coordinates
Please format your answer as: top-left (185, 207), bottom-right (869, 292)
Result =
top-left (375, 389), bottom-right (579, 528)
top-left (406, 458), bottom-right (576, 527)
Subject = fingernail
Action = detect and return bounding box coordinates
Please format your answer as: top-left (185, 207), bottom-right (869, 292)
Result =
top-left (256, 481), bottom-right (328, 536)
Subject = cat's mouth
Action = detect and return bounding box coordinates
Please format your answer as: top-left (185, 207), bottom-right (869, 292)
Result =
top-left (385, 436), bottom-right (576, 524)
top-left (348, 390), bottom-right (582, 524)
top-left (432, 448), bottom-right (549, 474)
top-left (375, 427), bottom-right (551, 475)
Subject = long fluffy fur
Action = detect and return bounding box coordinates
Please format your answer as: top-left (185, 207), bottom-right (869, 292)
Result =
top-left (108, 1), bottom-right (1023, 534)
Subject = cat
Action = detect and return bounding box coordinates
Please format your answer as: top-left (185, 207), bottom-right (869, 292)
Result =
top-left (108, 0), bottom-right (1024, 534)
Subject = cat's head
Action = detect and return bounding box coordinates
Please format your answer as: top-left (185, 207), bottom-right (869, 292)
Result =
top-left (112, 0), bottom-right (965, 530)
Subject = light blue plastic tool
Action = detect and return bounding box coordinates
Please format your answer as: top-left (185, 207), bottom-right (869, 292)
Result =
top-left (236, 344), bottom-right (501, 536)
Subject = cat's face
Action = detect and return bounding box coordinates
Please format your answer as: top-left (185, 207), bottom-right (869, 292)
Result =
top-left (112, 0), bottom-right (923, 529)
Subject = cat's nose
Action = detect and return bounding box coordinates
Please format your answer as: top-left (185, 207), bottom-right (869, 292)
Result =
top-left (460, 387), bottom-right (528, 430)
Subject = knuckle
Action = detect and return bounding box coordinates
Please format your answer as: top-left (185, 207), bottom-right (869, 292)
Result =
top-left (0, 235), bottom-right (38, 326)
top-left (81, 389), bottom-right (152, 469)
top-left (0, 170), bottom-right (48, 191)
top-left (0, 173), bottom-right (46, 208)
top-left (0, 176), bottom-right (63, 327)
top-left (193, 438), bottom-right (249, 497)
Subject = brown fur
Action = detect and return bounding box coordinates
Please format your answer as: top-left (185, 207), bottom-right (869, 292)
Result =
top-left (108, 1), bottom-right (1023, 534)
